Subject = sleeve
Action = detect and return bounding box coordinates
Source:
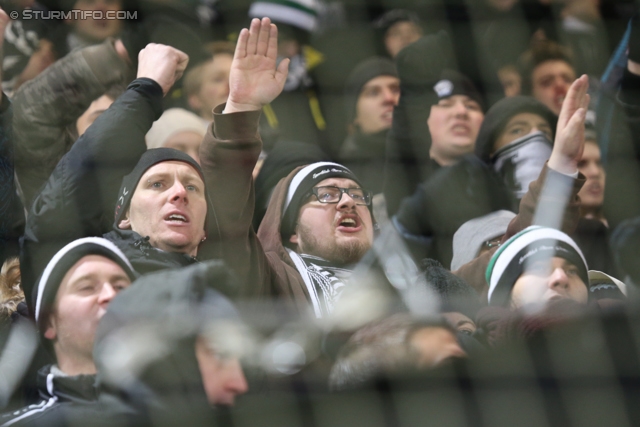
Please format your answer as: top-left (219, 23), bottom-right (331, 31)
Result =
top-left (20, 78), bottom-right (162, 311)
top-left (198, 105), bottom-right (272, 299)
top-left (0, 96), bottom-right (24, 263)
top-left (453, 164), bottom-right (585, 295)
top-left (12, 38), bottom-right (131, 208)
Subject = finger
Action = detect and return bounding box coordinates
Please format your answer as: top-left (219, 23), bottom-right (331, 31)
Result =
top-left (234, 28), bottom-right (249, 59)
top-left (246, 18), bottom-right (261, 55)
top-left (256, 17), bottom-right (271, 56)
top-left (557, 76), bottom-right (586, 129)
top-left (266, 23), bottom-right (278, 61)
top-left (581, 93), bottom-right (591, 110)
top-left (275, 57), bottom-right (290, 87)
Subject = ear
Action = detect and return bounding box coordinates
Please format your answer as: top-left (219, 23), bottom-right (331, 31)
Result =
top-left (118, 210), bottom-right (131, 230)
top-left (43, 318), bottom-right (56, 340)
top-left (289, 233), bottom-right (299, 245)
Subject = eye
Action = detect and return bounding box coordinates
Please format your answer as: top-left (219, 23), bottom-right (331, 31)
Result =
top-left (566, 267), bottom-right (579, 276)
top-left (150, 181), bottom-right (164, 189)
top-left (186, 184), bottom-right (200, 192)
top-left (510, 126), bottom-right (524, 135)
top-left (465, 101), bottom-right (481, 111)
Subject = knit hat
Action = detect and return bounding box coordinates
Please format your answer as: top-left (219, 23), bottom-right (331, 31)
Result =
top-left (588, 270), bottom-right (627, 301)
top-left (280, 162), bottom-right (370, 239)
top-left (373, 9), bottom-right (422, 34)
top-left (474, 96), bottom-right (557, 163)
top-left (432, 69), bottom-right (484, 111)
top-left (450, 210), bottom-right (516, 271)
top-left (145, 108), bottom-right (207, 150)
top-left (114, 148), bottom-right (207, 228)
top-left (344, 57), bottom-right (398, 125)
top-left (486, 226), bottom-right (588, 306)
top-left (421, 259), bottom-right (481, 320)
top-left (34, 237), bottom-right (136, 330)
top-left (248, 0), bottom-right (319, 32)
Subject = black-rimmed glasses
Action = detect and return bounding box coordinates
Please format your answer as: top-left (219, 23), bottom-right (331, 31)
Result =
top-left (309, 186), bottom-right (372, 206)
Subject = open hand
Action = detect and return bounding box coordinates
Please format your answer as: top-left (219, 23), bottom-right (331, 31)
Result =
top-left (137, 43), bottom-right (189, 96)
top-left (224, 17), bottom-right (289, 113)
top-left (548, 74), bottom-right (590, 175)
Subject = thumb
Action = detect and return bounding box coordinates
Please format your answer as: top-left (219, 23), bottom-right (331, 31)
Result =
top-left (275, 57), bottom-right (289, 87)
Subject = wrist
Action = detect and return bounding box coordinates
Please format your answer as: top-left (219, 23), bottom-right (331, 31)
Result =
top-left (548, 155), bottom-right (578, 176)
top-left (223, 98), bottom-right (262, 114)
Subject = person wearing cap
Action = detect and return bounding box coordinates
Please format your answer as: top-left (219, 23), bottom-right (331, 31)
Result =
top-left (197, 18), bottom-right (375, 317)
top-left (485, 226), bottom-right (590, 309)
top-left (474, 96), bottom-right (557, 201)
top-left (247, 0), bottom-right (329, 149)
top-left (337, 57), bottom-right (400, 195)
top-left (145, 108), bottom-right (208, 164)
top-left (0, 237), bottom-right (136, 427)
top-left (20, 42), bottom-right (215, 315)
top-left (372, 9), bottom-right (423, 59)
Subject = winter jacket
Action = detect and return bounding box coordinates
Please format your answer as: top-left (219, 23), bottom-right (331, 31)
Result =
top-left (20, 78), bottom-right (207, 313)
top-left (0, 365), bottom-right (105, 427)
top-left (453, 165), bottom-right (586, 296)
top-left (0, 95), bottom-right (24, 265)
top-left (93, 261), bottom-right (238, 427)
top-left (12, 38), bottom-right (131, 209)
top-left (201, 105), bottom-right (334, 314)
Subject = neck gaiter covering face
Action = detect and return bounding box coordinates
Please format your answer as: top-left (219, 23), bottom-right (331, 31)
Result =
top-left (492, 131), bottom-right (553, 200)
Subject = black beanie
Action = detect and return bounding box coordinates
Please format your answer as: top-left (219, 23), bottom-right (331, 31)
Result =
top-left (474, 96), bottom-right (557, 163)
top-left (34, 237), bottom-right (137, 330)
top-left (114, 148), bottom-right (206, 227)
top-left (344, 57), bottom-right (398, 125)
top-left (280, 162), bottom-right (371, 240)
top-left (432, 69), bottom-right (485, 111)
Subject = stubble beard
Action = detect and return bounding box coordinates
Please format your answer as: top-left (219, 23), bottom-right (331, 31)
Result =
top-left (295, 222), bottom-right (370, 265)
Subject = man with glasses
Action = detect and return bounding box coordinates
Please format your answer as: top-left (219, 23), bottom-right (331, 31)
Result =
top-left (201, 18), bottom-right (375, 317)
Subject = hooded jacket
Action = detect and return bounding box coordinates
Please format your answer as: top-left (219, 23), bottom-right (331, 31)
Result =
top-left (200, 105), bottom-right (345, 315)
top-left (93, 261), bottom-right (240, 427)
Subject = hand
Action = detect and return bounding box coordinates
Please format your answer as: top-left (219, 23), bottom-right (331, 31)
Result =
top-left (137, 43), bottom-right (189, 96)
top-left (548, 74), bottom-right (590, 175)
top-left (115, 39), bottom-right (131, 65)
top-left (224, 17), bottom-right (289, 113)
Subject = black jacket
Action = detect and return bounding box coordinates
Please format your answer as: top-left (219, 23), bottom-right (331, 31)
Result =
top-left (20, 78), bottom-right (163, 314)
top-left (0, 365), bottom-right (105, 427)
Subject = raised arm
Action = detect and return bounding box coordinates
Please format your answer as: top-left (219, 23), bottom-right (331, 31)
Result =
top-left (12, 38), bottom-right (132, 208)
top-left (198, 18), bottom-right (289, 297)
top-left (455, 76), bottom-right (590, 295)
top-left (21, 44), bottom-right (187, 310)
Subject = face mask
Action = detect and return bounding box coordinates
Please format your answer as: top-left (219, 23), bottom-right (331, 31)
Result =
top-left (280, 54), bottom-right (312, 92)
top-left (492, 131), bottom-right (553, 200)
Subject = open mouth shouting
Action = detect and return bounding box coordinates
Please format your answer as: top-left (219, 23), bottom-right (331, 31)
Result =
top-left (336, 214), bottom-right (363, 233)
top-left (165, 211), bottom-right (190, 225)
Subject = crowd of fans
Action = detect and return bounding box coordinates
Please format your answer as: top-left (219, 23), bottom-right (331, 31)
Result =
top-left (0, 0), bottom-right (638, 425)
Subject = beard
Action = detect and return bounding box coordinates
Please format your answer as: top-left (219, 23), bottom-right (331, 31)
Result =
top-left (295, 222), bottom-right (370, 265)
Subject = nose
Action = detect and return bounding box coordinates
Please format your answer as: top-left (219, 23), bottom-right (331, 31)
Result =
top-left (336, 191), bottom-right (357, 210)
top-left (225, 360), bottom-right (249, 403)
top-left (548, 267), bottom-right (569, 291)
top-left (170, 181), bottom-right (188, 202)
top-left (452, 101), bottom-right (468, 117)
top-left (98, 283), bottom-right (117, 305)
top-left (382, 87), bottom-right (397, 105)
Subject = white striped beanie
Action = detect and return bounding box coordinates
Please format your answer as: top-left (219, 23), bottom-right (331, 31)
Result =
top-left (280, 162), bottom-right (367, 239)
top-left (249, 0), bottom-right (319, 32)
top-left (485, 226), bottom-right (588, 306)
top-left (35, 237), bottom-right (137, 328)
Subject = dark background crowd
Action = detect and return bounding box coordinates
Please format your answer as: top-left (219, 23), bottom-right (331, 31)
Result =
top-left (0, 0), bottom-right (639, 426)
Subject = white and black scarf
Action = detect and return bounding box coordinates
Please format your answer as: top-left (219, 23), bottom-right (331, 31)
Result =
top-left (287, 249), bottom-right (352, 318)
